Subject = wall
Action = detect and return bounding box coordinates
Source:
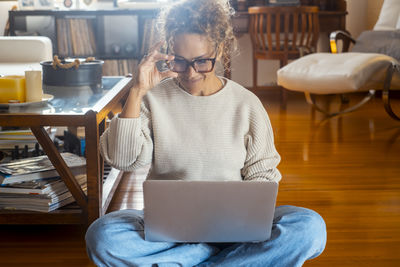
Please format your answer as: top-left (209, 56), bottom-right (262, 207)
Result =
top-left (367, 0), bottom-right (384, 29)
top-left (346, 0), bottom-right (368, 38)
top-left (0, 1), bottom-right (16, 35)
top-left (345, 0), bottom-right (384, 36)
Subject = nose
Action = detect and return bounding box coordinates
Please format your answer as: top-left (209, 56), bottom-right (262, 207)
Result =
top-left (185, 64), bottom-right (197, 77)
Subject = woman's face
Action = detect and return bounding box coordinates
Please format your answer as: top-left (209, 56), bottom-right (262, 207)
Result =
top-left (170, 34), bottom-right (219, 94)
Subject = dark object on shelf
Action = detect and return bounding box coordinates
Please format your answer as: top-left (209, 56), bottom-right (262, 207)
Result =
top-left (41, 59), bottom-right (104, 92)
top-left (237, 0), bottom-right (247, 11)
top-left (5, 143), bottom-right (45, 161)
top-left (62, 130), bottom-right (83, 157)
top-left (301, 0), bottom-right (337, 10)
top-left (248, 0), bottom-right (265, 7)
top-left (111, 44), bottom-right (122, 55)
top-left (230, 0), bottom-right (238, 10)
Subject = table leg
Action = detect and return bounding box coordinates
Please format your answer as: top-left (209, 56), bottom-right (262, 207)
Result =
top-left (84, 110), bottom-right (102, 225)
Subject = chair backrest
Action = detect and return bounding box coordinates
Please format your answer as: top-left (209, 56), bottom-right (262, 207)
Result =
top-left (373, 0), bottom-right (400, 31)
top-left (248, 6), bottom-right (319, 64)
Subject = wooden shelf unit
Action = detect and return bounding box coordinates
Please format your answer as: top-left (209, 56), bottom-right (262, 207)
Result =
top-left (8, 9), bottom-right (157, 76)
top-left (0, 77), bottom-right (132, 225)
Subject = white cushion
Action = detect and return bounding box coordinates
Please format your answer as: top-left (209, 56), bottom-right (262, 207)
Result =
top-left (277, 53), bottom-right (400, 94)
top-left (0, 36), bottom-right (52, 62)
top-left (0, 36), bottom-right (52, 76)
top-left (397, 15), bottom-right (400, 29)
top-left (373, 0), bottom-right (400, 31)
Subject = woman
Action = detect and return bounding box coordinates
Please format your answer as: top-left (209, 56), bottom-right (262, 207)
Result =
top-left (85, 0), bottom-right (326, 266)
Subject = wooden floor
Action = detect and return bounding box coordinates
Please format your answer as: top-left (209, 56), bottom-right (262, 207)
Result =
top-left (0, 90), bottom-right (399, 266)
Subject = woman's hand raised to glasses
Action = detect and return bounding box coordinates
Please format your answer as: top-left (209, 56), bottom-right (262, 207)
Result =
top-left (133, 42), bottom-right (178, 97)
top-left (120, 42), bottom-right (178, 118)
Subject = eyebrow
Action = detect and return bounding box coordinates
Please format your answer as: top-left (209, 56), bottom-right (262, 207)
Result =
top-left (174, 52), bottom-right (214, 60)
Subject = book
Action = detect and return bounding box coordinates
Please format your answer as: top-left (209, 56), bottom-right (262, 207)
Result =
top-left (0, 174), bottom-right (86, 195)
top-left (0, 195), bottom-right (84, 212)
top-left (102, 59), bottom-right (138, 76)
top-left (0, 174), bottom-right (87, 212)
top-left (0, 129), bottom-right (36, 140)
top-left (140, 18), bottom-right (152, 56)
top-left (0, 152), bottom-right (86, 185)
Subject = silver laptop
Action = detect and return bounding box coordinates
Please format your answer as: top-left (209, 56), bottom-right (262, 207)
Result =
top-left (143, 180), bottom-right (278, 243)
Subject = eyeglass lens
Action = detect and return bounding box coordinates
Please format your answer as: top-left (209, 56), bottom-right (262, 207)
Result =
top-left (168, 58), bottom-right (215, 73)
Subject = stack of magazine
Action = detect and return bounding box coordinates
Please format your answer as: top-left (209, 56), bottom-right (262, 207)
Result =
top-left (0, 152), bottom-right (87, 212)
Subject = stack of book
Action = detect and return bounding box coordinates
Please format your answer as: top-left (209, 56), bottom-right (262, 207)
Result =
top-left (0, 152), bottom-right (87, 213)
top-left (140, 18), bottom-right (158, 56)
top-left (102, 59), bottom-right (139, 76)
top-left (56, 18), bottom-right (97, 57)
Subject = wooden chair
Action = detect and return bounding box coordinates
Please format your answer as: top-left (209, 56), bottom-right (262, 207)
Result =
top-left (248, 6), bottom-right (319, 108)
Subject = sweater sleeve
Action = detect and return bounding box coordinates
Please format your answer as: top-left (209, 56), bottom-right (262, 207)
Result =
top-left (241, 100), bottom-right (282, 182)
top-left (99, 102), bottom-right (153, 172)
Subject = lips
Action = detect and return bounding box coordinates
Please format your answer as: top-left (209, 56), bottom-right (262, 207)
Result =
top-left (182, 77), bottom-right (202, 84)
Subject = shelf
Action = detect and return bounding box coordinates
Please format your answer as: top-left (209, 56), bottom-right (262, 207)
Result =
top-left (98, 55), bottom-right (139, 60)
top-left (0, 168), bottom-right (124, 225)
top-left (8, 9), bottom-right (159, 76)
top-left (9, 9), bottom-right (157, 17)
top-left (0, 77), bottom-right (131, 225)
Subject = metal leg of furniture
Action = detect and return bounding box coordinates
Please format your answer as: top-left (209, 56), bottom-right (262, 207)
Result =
top-left (304, 90), bottom-right (376, 118)
top-left (382, 63), bottom-right (400, 121)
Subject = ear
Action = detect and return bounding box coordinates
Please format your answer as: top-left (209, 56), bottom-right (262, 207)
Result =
top-left (216, 43), bottom-right (224, 61)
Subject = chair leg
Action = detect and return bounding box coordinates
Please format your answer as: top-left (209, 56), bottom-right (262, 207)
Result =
top-left (382, 63), bottom-right (400, 121)
top-left (304, 91), bottom-right (376, 118)
top-left (253, 57), bottom-right (257, 90)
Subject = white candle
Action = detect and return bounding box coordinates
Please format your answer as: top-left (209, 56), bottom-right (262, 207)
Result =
top-left (25, 70), bottom-right (43, 102)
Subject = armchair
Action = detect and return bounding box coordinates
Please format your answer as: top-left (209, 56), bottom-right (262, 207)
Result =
top-left (0, 36), bottom-right (53, 76)
top-left (276, 0), bottom-right (400, 120)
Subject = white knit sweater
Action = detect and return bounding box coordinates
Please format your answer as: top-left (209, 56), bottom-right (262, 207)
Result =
top-left (100, 77), bottom-right (281, 182)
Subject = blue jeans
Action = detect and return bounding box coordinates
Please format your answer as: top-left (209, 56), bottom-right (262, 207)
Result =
top-left (86, 205), bottom-right (326, 267)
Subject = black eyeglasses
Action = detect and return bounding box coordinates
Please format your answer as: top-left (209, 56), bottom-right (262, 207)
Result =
top-left (165, 47), bottom-right (218, 73)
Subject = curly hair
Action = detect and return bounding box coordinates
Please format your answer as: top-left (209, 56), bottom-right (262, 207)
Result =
top-left (157, 0), bottom-right (237, 69)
